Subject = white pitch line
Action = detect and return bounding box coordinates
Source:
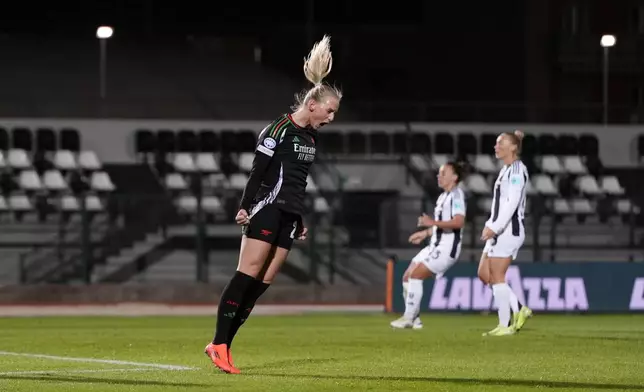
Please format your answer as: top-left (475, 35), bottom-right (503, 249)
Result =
top-left (0, 351), bottom-right (197, 371)
top-left (0, 367), bottom-right (154, 376)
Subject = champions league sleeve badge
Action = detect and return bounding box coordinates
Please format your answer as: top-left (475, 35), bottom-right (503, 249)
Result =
top-left (263, 137), bottom-right (277, 149)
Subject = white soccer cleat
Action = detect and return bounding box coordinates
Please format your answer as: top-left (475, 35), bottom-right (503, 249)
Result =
top-left (390, 316), bottom-right (414, 329)
top-left (412, 317), bottom-right (423, 330)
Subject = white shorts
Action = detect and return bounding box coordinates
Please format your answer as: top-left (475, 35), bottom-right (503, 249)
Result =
top-left (484, 232), bottom-right (524, 260)
top-left (411, 243), bottom-right (459, 279)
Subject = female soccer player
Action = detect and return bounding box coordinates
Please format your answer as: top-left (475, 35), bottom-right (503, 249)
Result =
top-left (479, 130), bottom-right (533, 336)
top-left (391, 161), bottom-right (467, 329)
top-left (204, 35), bottom-right (341, 374)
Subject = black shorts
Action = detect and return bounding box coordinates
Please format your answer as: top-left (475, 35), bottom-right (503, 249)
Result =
top-left (243, 204), bottom-right (302, 250)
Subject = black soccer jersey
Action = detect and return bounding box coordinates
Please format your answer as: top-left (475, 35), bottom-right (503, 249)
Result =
top-left (239, 114), bottom-right (318, 217)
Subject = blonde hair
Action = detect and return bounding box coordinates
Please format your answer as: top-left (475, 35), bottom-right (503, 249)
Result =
top-left (292, 35), bottom-right (343, 111)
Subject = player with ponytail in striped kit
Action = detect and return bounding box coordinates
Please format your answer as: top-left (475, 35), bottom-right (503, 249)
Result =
top-left (479, 130), bottom-right (533, 336)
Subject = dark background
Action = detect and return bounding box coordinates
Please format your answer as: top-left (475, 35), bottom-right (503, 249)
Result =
top-left (2, 0), bottom-right (644, 123)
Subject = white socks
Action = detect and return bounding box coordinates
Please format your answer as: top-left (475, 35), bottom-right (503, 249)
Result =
top-left (403, 278), bottom-right (423, 320)
top-left (490, 283), bottom-right (521, 314)
top-left (492, 283), bottom-right (511, 327)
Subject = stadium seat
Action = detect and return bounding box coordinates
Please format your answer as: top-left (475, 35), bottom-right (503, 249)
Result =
top-left (616, 199), bottom-right (640, 214)
top-left (176, 194), bottom-right (197, 213)
top-left (60, 195), bottom-right (102, 212)
top-left (561, 156), bottom-right (587, 175)
top-left (558, 134), bottom-right (579, 155)
top-left (195, 153), bottom-right (219, 172)
top-left (579, 134), bottom-right (599, 157)
top-left (410, 155), bottom-right (430, 172)
top-left (392, 132), bottom-right (407, 154)
top-left (538, 134), bottom-right (557, 155)
top-left (90, 171), bottom-right (115, 192)
top-left (19, 170), bottom-right (42, 191)
top-left (473, 155), bottom-right (497, 174)
top-left (571, 198), bottom-right (593, 214)
top-left (0, 195), bottom-right (7, 212)
top-left (165, 173), bottom-right (187, 190)
top-left (0, 151), bottom-right (5, 169)
top-left (539, 156), bottom-right (564, 175)
top-left (435, 132), bottom-right (455, 155)
top-left (85, 195), bottom-right (104, 211)
top-left (206, 173), bottom-right (227, 188)
top-left (60, 195), bottom-right (80, 211)
top-left (43, 170), bottom-right (68, 191)
top-left (600, 176), bottom-right (625, 195)
top-left (576, 175), bottom-right (602, 195)
top-left (457, 133), bottom-right (477, 157)
top-left (314, 197), bottom-right (330, 213)
top-left (173, 153), bottom-right (196, 172)
top-left (521, 134), bottom-right (538, 157)
top-left (553, 199), bottom-right (571, 214)
top-left (135, 129), bottom-right (156, 155)
top-left (202, 196), bottom-right (223, 213)
top-left (0, 127), bottom-right (8, 150)
top-left (306, 175), bottom-right (318, 193)
top-left (60, 128), bottom-right (81, 152)
top-left (238, 153), bottom-right (254, 172)
top-left (199, 130), bottom-right (219, 153)
top-left (53, 150), bottom-right (77, 171)
top-left (157, 130), bottom-right (176, 153)
top-left (177, 130), bottom-right (198, 153)
top-left (8, 194), bottom-right (32, 211)
top-left (369, 132), bottom-right (390, 155)
top-left (465, 173), bottom-right (490, 194)
top-left (319, 131), bottom-right (344, 155)
top-left (7, 149), bottom-right (31, 169)
top-left (533, 174), bottom-right (558, 195)
top-left (12, 127), bottom-right (32, 151)
top-left (237, 130), bottom-right (257, 152)
top-left (347, 131), bottom-right (367, 154)
top-left (410, 133), bottom-right (431, 154)
top-left (221, 130), bottom-right (238, 153)
top-left (480, 133), bottom-right (497, 155)
top-left (78, 151), bottom-right (102, 171)
top-left (228, 173), bottom-right (247, 190)
top-left (36, 128), bottom-right (57, 152)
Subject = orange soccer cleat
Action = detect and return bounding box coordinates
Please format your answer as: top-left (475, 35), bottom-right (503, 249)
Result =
top-left (204, 343), bottom-right (238, 374)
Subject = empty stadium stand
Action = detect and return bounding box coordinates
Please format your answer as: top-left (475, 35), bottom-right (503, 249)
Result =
top-left (3, 124), bottom-right (643, 287)
top-left (0, 126), bottom-right (120, 283)
top-left (120, 128), bottom-right (643, 286)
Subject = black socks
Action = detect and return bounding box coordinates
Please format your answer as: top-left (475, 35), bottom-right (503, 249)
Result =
top-left (212, 271), bottom-right (256, 345)
top-left (228, 280), bottom-right (270, 348)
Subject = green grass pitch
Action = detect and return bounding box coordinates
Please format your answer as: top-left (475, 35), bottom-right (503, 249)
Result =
top-left (0, 314), bottom-right (643, 391)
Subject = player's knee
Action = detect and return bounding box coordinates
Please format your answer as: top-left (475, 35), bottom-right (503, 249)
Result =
top-left (237, 259), bottom-right (263, 277)
top-left (408, 263), bottom-right (433, 280)
top-left (238, 252), bottom-right (270, 277)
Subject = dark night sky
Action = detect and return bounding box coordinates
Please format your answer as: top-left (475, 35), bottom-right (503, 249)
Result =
top-left (0, 0), bottom-right (642, 122)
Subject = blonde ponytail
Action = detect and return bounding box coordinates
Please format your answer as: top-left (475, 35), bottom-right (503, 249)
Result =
top-left (513, 130), bottom-right (525, 141)
top-left (303, 35), bottom-right (333, 85)
top-left (292, 35), bottom-right (343, 111)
